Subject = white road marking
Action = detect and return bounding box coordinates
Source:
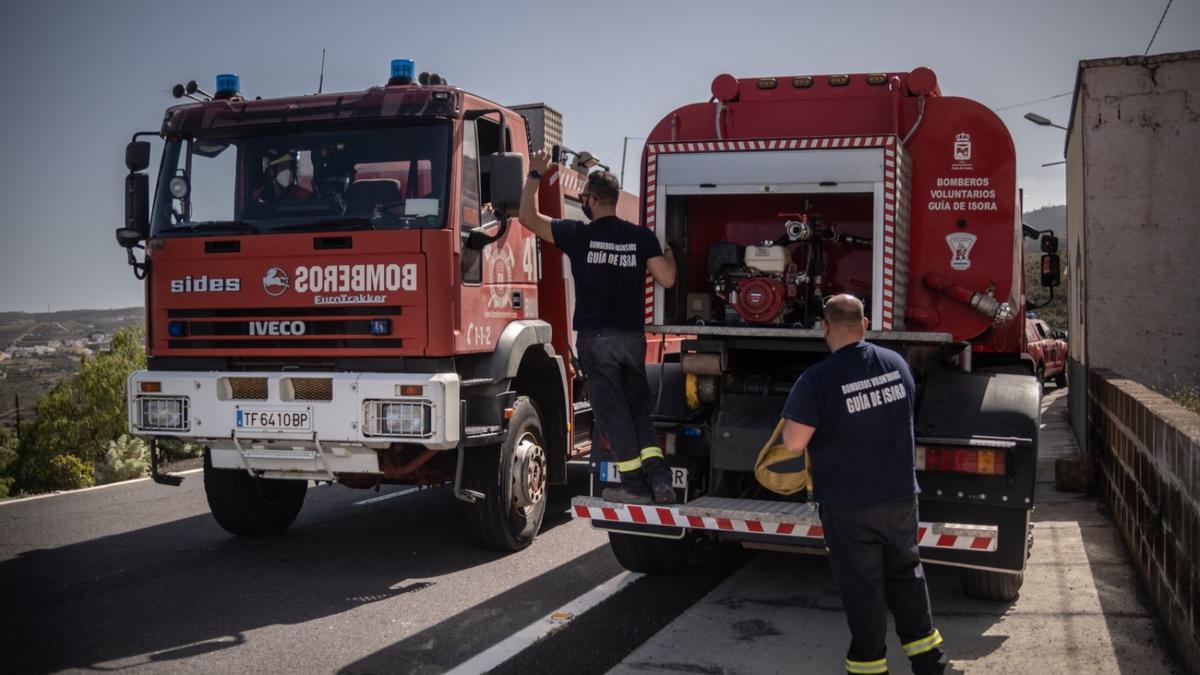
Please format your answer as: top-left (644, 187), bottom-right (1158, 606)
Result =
top-left (0, 468), bottom-right (205, 506)
top-left (353, 486), bottom-right (421, 506)
top-left (446, 571), bottom-right (642, 674)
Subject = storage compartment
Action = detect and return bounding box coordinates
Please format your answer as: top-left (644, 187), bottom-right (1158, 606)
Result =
top-left (661, 192), bottom-right (876, 328)
top-left (645, 140), bottom-right (911, 331)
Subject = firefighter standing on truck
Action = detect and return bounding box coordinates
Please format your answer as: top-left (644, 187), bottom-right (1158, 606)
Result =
top-left (518, 150), bottom-right (678, 504)
top-left (781, 295), bottom-right (947, 675)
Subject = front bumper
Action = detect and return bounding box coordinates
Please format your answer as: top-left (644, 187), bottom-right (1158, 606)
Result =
top-left (127, 370), bottom-right (461, 479)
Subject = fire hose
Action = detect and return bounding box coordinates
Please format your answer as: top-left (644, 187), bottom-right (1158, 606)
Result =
top-left (922, 274), bottom-right (1014, 325)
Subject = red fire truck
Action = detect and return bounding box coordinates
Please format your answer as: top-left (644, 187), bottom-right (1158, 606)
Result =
top-left (572, 68), bottom-right (1061, 600)
top-left (115, 61), bottom-right (629, 552)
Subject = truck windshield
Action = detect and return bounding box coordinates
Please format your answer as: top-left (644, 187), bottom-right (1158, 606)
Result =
top-left (151, 122), bottom-right (451, 236)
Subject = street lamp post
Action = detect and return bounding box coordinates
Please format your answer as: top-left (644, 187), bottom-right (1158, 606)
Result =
top-left (1024, 112), bottom-right (1068, 131)
top-left (1024, 112), bottom-right (1068, 167)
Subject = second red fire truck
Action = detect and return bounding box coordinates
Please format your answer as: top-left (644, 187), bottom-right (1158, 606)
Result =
top-left (572, 67), bottom-right (1061, 601)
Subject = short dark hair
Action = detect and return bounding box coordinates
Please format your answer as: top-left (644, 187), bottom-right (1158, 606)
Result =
top-left (823, 294), bottom-right (865, 328)
top-left (585, 171), bottom-right (621, 205)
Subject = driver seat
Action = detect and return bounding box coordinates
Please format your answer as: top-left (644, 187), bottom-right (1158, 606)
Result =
top-left (347, 179), bottom-right (403, 217)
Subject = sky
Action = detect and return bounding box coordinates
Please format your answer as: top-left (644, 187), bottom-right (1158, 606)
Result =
top-left (0, 0), bottom-right (1196, 313)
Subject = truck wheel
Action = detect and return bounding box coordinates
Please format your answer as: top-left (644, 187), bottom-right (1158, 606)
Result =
top-left (608, 532), bottom-right (695, 574)
top-left (1054, 370), bottom-right (1067, 388)
top-left (203, 449), bottom-right (307, 537)
top-left (461, 396), bottom-right (548, 552)
top-left (1036, 365), bottom-right (1045, 395)
top-left (959, 568), bottom-right (1023, 602)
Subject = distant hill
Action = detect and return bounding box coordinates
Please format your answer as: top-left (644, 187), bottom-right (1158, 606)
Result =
top-left (0, 307), bottom-right (144, 422)
top-left (1024, 204), bottom-right (1066, 236)
top-left (0, 307), bottom-right (143, 350)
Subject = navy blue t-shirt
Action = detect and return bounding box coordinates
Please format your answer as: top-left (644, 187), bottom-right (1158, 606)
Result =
top-left (781, 341), bottom-right (919, 506)
top-left (550, 216), bottom-right (663, 333)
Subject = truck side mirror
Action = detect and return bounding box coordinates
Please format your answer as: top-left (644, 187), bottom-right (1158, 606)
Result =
top-left (1040, 253), bottom-right (1061, 288)
top-left (115, 227), bottom-right (143, 248)
top-left (126, 140), bottom-right (151, 173)
top-left (1040, 233), bottom-right (1059, 254)
top-left (487, 152), bottom-right (525, 213)
top-left (125, 173), bottom-right (149, 240)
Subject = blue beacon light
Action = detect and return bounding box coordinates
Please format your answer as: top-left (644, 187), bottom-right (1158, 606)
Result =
top-left (215, 73), bottom-right (240, 96)
top-left (390, 59), bottom-right (415, 83)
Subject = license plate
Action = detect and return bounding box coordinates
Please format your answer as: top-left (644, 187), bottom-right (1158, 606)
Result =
top-left (600, 461), bottom-right (687, 489)
top-left (236, 407), bottom-right (312, 433)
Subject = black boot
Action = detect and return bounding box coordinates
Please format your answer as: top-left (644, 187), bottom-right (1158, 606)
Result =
top-left (910, 648), bottom-right (947, 675)
top-left (602, 468), bottom-right (653, 505)
top-left (642, 458), bottom-right (677, 504)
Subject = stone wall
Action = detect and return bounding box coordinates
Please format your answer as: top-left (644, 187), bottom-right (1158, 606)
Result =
top-left (1088, 368), bottom-right (1200, 670)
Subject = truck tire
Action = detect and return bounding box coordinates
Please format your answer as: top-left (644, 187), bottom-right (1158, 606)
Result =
top-left (1054, 370), bottom-right (1067, 388)
top-left (608, 532), bottom-right (695, 574)
top-left (461, 396), bottom-right (548, 552)
top-left (959, 568), bottom-right (1023, 602)
top-left (203, 449), bottom-right (307, 537)
top-left (1036, 365), bottom-right (1045, 395)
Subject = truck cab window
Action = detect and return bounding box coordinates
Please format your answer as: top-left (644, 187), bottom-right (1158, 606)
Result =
top-left (476, 117), bottom-right (512, 206)
top-left (150, 122), bottom-right (451, 236)
top-left (461, 120), bottom-right (483, 284)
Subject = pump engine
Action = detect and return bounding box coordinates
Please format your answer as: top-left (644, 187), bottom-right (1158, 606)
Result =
top-left (711, 243), bottom-right (804, 324)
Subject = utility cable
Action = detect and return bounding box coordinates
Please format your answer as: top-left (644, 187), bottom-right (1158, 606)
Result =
top-left (994, 91), bottom-right (1073, 112)
top-left (1144, 0), bottom-right (1174, 55)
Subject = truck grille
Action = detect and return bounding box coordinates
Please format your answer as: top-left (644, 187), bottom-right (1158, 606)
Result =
top-left (285, 377), bottom-right (333, 402)
top-left (164, 307), bottom-right (405, 350)
top-left (169, 339), bottom-right (403, 349)
top-left (224, 377), bottom-right (268, 400)
top-left (186, 320), bottom-right (380, 336)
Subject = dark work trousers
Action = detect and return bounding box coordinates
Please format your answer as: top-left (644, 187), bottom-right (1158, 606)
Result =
top-left (820, 497), bottom-right (946, 675)
top-left (577, 328), bottom-right (657, 468)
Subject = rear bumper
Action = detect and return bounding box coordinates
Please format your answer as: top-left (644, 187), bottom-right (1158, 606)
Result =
top-left (572, 495), bottom-right (1028, 574)
top-left (127, 370), bottom-right (461, 478)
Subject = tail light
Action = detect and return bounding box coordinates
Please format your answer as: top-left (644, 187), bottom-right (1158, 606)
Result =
top-left (916, 445), bottom-right (1006, 476)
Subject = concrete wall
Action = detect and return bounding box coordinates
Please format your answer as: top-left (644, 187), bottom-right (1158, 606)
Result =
top-left (1066, 82), bottom-right (1088, 443)
top-left (1067, 51), bottom-right (1200, 399)
top-left (1088, 368), bottom-right (1200, 671)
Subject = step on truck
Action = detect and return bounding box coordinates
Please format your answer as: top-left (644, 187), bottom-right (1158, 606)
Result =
top-left (115, 60), bottom-right (632, 551)
top-left (571, 68), bottom-right (1063, 600)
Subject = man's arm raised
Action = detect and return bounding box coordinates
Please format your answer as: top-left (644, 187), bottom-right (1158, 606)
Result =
top-left (518, 150), bottom-right (555, 244)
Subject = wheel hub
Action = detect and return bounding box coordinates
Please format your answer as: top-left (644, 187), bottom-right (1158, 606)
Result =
top-left (511, 433), bottom-right (547, 509)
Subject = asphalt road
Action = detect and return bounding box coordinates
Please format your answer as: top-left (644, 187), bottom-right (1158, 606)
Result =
top-left (7, 389), bottom-right (1171, 674)
top-left (0, 465), bottom-right (743, 674)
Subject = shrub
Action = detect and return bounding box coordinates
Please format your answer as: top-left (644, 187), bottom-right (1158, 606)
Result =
top-left (11, 326), bottom-right (146, 494)
top-left (95, 434), bottom-right (149, 483)
top-left (46, 454), bottom-right (95, 491)
top-left (1171, 385), bottom-right (1200, 416)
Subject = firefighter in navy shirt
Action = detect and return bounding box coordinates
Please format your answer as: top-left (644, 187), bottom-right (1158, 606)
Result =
top-left (519, 150), bottom-right (678, 504)
top-left (781, 295), bottom-right (947, 675)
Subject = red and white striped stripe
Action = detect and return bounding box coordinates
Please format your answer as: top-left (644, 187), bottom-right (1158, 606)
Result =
top-left (571, 501), bottom-right (997, 552)
top-left (641, 135), bottom-right (909, 328)
top-left (646, 136), bottom-right (892, 155)
top-left (881, 138), bottom-right (898, 329)
top-left (644, 153), bottom-right (660, 323)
